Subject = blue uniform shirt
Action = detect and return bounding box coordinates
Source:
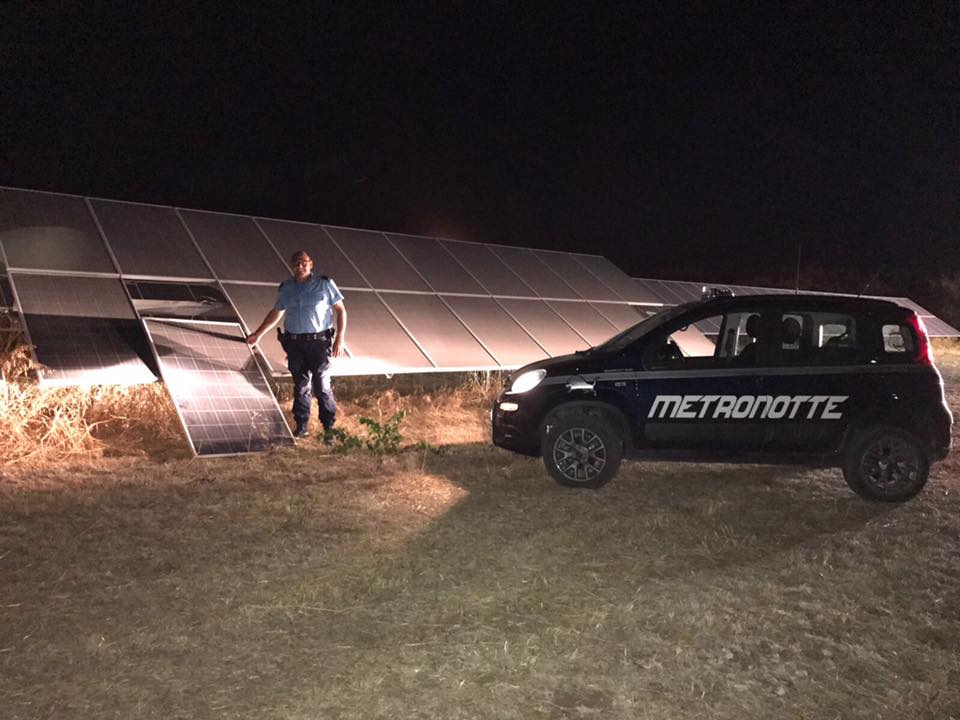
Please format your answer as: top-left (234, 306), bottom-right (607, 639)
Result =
top-left (274, 275), bottom-right (344, 334)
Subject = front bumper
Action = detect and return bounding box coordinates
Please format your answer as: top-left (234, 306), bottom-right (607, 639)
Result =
top-left (491, 394), bottom-right (542, 456)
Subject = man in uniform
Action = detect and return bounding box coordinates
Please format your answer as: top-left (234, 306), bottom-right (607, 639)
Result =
top-left (246, 250), bottom-right (347, 440)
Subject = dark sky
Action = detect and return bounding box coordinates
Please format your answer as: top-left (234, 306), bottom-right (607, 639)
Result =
top-left (1, 4), bottom-right (957, 296)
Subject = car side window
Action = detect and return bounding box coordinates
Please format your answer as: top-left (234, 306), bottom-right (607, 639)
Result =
top-left (641, 311), bottom-right (762, 370)
top-left (777, 311), bottom-right (861, 366)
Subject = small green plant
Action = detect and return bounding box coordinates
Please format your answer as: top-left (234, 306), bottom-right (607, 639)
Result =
top-left (326, 426), bottom-right (364, 452)
top-left (358, 410), bottom-right (407, 454)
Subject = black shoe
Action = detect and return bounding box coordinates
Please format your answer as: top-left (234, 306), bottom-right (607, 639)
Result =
top-left (293, 424), bottom-right (310, 439)
top-left (322, 428), bottom-right (335, 445)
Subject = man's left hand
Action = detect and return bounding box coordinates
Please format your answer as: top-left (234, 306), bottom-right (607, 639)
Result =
top-left (332, 340), bottom-right (343, 358)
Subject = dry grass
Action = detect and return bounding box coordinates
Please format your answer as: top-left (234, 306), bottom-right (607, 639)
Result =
top-left (0, 357), bottom-right (958, 719)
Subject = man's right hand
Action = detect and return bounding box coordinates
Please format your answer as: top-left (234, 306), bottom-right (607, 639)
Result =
top-left (245, 333), bottom-right (260, 346)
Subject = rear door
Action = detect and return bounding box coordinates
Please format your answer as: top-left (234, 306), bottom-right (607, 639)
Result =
top-left (763, 308), bottom-right (865, 453)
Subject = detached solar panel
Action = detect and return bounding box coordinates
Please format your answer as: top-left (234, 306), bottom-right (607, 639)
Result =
top-left (10, 273), bottom-right (156, 386)
top-left (143, 319), bottom-right (293, 456)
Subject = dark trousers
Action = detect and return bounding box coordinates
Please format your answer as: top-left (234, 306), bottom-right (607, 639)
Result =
top-left (285, 338), bottom-right (336, 430)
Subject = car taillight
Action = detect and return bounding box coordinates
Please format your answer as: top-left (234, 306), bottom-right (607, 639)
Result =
top-left (908, 313), bottom-right (934, 366)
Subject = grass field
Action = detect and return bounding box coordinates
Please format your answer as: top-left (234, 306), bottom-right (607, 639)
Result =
top-left (1, 348), bottom-right (958, 719)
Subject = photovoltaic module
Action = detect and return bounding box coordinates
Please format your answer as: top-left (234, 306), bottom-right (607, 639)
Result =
top-left (142, 318), bottom-right (293, 456)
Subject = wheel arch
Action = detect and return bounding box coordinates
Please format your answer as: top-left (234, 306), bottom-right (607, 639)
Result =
top-left (540, 399), bottom-right (632, 452)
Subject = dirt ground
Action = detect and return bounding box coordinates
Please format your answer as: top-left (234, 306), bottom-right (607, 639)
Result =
top-left (1, 353), bottom-right (958, 719)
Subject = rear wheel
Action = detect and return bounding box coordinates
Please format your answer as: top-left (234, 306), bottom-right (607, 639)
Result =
top-left (541, 410), bottom-right (623, 488)
top-left (842, 426), bottom-right (929, 502)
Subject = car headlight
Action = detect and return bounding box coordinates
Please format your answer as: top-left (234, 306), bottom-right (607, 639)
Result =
top-left (509, 369), bottom-right (546, 394)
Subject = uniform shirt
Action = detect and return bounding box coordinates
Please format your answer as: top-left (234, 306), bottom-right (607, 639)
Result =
top-left (274, 275), bottom-right (344, 334)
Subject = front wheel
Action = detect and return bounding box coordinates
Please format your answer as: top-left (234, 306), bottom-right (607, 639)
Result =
top-left (541, 411), bottom-right (623, 488)
top-left (842, 426), bottom-right (929, 502)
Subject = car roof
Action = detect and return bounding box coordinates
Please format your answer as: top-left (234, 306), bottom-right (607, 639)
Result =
top-left (687, 292), bottom-right (909, 316)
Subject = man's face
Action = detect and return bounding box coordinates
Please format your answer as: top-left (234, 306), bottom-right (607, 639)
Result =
top-left (292, 255), bottom-right (313, 281)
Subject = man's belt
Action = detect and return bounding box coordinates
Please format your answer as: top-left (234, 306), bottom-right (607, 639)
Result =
top-left (282, 329), bottom-right (334, 341)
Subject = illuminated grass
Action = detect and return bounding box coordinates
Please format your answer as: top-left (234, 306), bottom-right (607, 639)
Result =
top-left (0, 355), bottom-right (957, 718)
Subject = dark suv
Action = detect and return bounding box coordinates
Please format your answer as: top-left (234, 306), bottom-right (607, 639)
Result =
top-left (492, 293), bottom-right (953, 502)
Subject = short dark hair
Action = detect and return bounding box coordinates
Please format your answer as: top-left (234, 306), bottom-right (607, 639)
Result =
top-left (290, 250), bottom-right (312, 264)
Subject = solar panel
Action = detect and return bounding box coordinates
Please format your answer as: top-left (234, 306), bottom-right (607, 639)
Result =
top-left (90, 200), bottom-right (212, 279)
top-left (441, 240), bottom-right (535, 297)
top-left (442, 295), bottom-right (549, 366)
top-left (255, 218), bottom-right (368, 289)
top-left (325, 227), bottom-right (429, 291)
top-left (590, 302), bottom-right (645, 331)
top-left (332, 290), bottom-right (432, 373)
top-left (379, 293), bottom-right (498, 368)
top-left (545, 300), bottom-right (619, 346)
top-left (497, 299), bottom-right (589, 356)
top-left (0, 189), bottom-right (116, 273)
top-left (178, 210), bottom-right (288, 282)
top-left (490, 246), bottom-right (579, 299)
top-left (572, 255), bottom-right (662, 304)
top-left (142, 319), bottom-right (293, 456)
top-left (10, 273), bottom-right (156, 386)
top-left (386, 233), bottom-right (487, 295)
top-left (219, 282), bottom-right (288, 373)
top-left (533, 251), bottom-right (620, 301)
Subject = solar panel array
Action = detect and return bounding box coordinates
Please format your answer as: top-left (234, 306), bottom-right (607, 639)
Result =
top-left (142, 319), bottom-right (293, 456)
top-left (0, 187), bottom-right (656, 383)
top-left (1, 185), bottom-right (956, 390)
top-left (633, 278), bottom-right (960, 337)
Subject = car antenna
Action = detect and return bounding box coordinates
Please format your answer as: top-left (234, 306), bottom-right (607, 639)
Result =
top-left (793, 240), bottom-right (803, 294)
top-left (857, 265), bottom-right (885, 298)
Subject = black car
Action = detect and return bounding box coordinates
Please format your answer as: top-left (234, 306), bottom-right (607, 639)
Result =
top-left (492, 293), bottom-right (953, 502)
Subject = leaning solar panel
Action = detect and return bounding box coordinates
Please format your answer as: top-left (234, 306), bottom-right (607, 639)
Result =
top-left (0, 188), bottom-right (116, 273)
top-left (9, 273), bottom-right (156, 385)
top-left (142, 319), bottom-right (293, 456)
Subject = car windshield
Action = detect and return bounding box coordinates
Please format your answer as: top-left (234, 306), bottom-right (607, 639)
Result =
top-left (595, 303), bottom-right (697, 352)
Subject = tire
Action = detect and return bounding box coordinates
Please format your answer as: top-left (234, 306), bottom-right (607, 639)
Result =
top-left (541, 409), bottom-right (624, 489)
top-left (842, 425), bottom-right (930, 502)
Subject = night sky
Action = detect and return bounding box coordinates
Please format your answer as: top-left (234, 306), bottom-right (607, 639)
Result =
top-left (2, 4), bottom-right (957, 304)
